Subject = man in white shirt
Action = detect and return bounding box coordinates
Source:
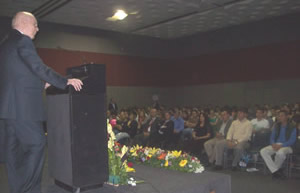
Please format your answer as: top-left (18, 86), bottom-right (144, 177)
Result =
top-left (251, 108), bottom-right (270, 133)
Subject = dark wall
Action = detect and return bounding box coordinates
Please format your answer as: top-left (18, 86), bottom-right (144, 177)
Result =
top-left (38, 39), bottom-right (300, 87)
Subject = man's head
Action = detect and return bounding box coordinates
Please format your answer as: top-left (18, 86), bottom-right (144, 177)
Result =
top-left (278, 110), bottom-right (289, 124)
top-left (150, 108), bottom-right (157, 118)
top-left (12, 12), bottom-right (39, 39)
top-left (237, 107), bottom-right (248, 121)
top-left (165, 111), bottom-right (171, 120)
top-left (129, 111), bottom-right (137, 121)
top-left (119, 110), bottom-right (126, 120)
top-left (221, 109), bottom-right (231, 122)
top-left (256, 108), bottom-right (264, 120)
top-left (173, 109), bottom-right (180, 119)
top-left (191, 110), bottom-right (197, 118)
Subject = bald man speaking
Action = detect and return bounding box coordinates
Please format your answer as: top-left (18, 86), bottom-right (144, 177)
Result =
top-left (0, 12), bottom-right (83, 193)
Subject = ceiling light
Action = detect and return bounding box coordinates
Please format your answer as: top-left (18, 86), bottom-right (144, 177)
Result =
top-left (107, 10), bottom-right (128, 21)
top-left (114, 10), bottom-right (128, 20)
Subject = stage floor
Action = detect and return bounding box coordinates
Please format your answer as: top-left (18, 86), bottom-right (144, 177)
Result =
top-left (0, 161), bottom-right (230, 193)
top-left (1, 153), bottom-right (300, 193)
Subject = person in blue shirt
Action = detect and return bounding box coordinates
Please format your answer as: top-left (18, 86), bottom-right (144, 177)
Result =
top-left (171, 109), bottom-right (184, 147)
top-left (260, 110), bottom-right (297, 179)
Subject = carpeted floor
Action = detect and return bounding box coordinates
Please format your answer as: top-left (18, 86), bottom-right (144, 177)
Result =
top-left (1, 154), bottom-right (300, 193)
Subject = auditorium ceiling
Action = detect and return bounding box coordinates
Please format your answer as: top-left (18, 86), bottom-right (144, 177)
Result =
top-left (0, 0), bottom-right (300, 39)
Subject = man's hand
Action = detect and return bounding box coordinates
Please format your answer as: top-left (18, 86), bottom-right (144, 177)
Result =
top-left (45, 83), bottom-right (51, 89)
top-left (227, 140), bottom-right (236, 148)
top-left (272, 144), bottom-right (282, 151)
top-left (67, 79), bottom-right (83, 91)
top-left (216, 132), bottom-right (223, 139)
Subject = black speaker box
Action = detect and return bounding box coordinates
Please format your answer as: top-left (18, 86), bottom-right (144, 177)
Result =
top-left (46, 64), bottom-right (108, 191)
top-left (0, 119), bottom-right (5, 163)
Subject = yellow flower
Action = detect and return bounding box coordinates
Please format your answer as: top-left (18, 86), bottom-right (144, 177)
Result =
top-left (164, 160), bottom-right (169, 167)
top-left (172, 150), bottom-right (182, 158)
top-left (136, 144), bottom-right (142, 150)
top-left (121, 145), bottom-right (128, 158)
top-left (131, 151), bottom-right (138, 157)
top-left (179, 160), bottom-right (188, 167)
top-left (126, 167), bottom-right (136, 172)
top-left (149, 147), bottom-right (158, 155)
top-left (108, 138), bottom-right (114, 150)
top-left (123, 160), bottom-right (136, 172)
top-left (148, 154), bottom-right (152, 158)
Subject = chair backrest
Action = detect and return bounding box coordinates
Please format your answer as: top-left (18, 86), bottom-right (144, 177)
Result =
top-left (250, 130), bottom-right (271, 151)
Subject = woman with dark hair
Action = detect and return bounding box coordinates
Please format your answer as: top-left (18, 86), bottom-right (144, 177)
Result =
top-left (186, 113), bottom-right (212, 158)
top-left (123, 111), bottom-right (138, 138)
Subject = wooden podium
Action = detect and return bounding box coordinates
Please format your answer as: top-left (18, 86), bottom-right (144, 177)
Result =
top-left (46, 64), bottom-right (108, 192)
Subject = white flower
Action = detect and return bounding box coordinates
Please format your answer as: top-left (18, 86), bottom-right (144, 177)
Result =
top-left (144, 149), bottom-right (149, 156)
top-left (128, 177), bottom-right (137, 186)
top-left (194, 166), bottom-right (205, 173)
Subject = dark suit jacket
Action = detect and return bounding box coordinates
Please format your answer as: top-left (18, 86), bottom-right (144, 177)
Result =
top-left (123, 120), bottom-right (138, 138)
top-left (0, 29), bottom-right (67, 121)
top-left (108, 102), bottom-right (118, 113)
top-left (142, 117), bottom-right (161, 135)
top-left (216, 119), bottom-right (233, 138)
top-left (159, 120), bottom-right (174, 137)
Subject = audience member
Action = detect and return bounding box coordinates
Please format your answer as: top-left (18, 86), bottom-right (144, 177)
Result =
top-left (123, 111), bottom-right (138, 138)
top-left (209, 109), bottom-right (219, 133)
top-left (158, 111), bottom-right (174, 148)
top-left (182, 110), bottom-right (198, 141)
top-left (204, 109), bottom-right (233, 165)
top-left (251, 108), bottom-right (270, 133)
top-left (260, 110), bottom-right (297, 179)
top-left (108, 98), bottom-right (118, 113)
top-left (214, 107), bottom-right (253, 171)
top-left (171, 109), bottom-right (185, 145)
top-left (133, 108), bottom-right (161, 147)
top-left (185, 113), bottom-right (212, 158)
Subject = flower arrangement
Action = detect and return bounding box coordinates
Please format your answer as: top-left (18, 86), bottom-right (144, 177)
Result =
top-left (128, 145), bottom-right (205, 173)
top-left (107, 122), bottom-right (135, 186)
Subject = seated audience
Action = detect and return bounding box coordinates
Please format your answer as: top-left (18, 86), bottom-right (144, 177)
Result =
top-left (251, 108), bottom-right (270, 133)
top-left (158, 111), bottom-right (174, 148)
top-left (113, 110), bottom-right (127, 133)
top-left (137, 110), bottom-right (147, 134)
top-left (182, 110), bottom-right (198, 141)
top-left (123, 111), bottom-right (138, 138)
top-left (108, 98), bottom-right (118, 114)
top-left (231, 107), bottom-right (238, 120)
top-left (171, 109), bottom-right (185, 146)
top-left (260, 110), bottom-right (297, 179)
top-left (133, 108), bottom-right (161, 147)
top-left (209, 109), bottom-right (219, 133)
top-left (214, 107), bottom-right (253, 171)
top-left (185, 113), bottom-right (212, 158)
top-left (204, 109), bottom-right (233, 165)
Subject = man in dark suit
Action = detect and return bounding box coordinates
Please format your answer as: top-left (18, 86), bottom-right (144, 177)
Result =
top-left (108, 98), bottom-right (118, 114)
top-left (133, 108), bottom-right (161, 147)
top-left (0, 12), bottom-right (83, 193)
top-left (204, 109), bottom-right (233, 165)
